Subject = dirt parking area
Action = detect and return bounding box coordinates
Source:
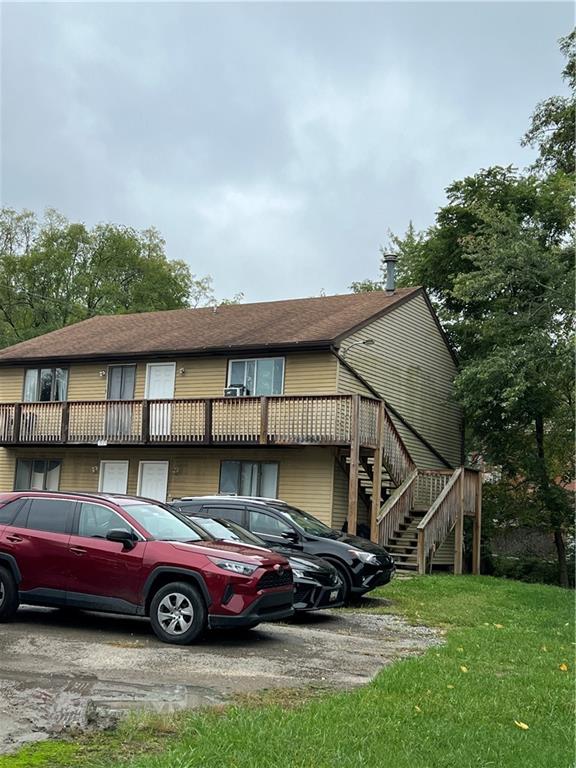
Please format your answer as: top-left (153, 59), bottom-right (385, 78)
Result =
top-left (0, 601), bottom-right (442, 754)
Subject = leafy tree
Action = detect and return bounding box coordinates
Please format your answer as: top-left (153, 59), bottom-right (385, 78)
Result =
top-left (522, 30), bottom-right (575, 175)
top-left (350, 33), bottom-right (575, 585)
top-left (0, 208), bottom-right (236, 349)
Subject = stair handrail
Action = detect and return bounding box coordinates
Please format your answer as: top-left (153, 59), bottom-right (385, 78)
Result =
top-left (416, 466), bottom-right (464, 575)
top-left (381, 405), bottom-right (416, 486)
top-left (376, 468), bottom-right (419, 547)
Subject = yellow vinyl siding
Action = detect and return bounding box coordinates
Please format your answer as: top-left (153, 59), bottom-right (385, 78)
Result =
top-left (338, 293), bottom-right (461, 468)
top-left (336, 365), bottom-right (373, 396)
top-left (0, 449), bottom-right (15, 491)
top-left (1, 446), bottom-right (337, 525)
top-left (283, 353), bottom-right (337, 394)
top-left (67, 365), bottom-right (107, 401)
top-left (0, 368), bottom-right (24, 402)
top-left (174, 359), bottom-right (227, 398)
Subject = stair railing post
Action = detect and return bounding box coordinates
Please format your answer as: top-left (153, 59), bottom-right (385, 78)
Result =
top-left (347, 394), bottom-right (361, 536)
top-left (454, 468), bottom-right (464, 575)
top-left (417, 528), bottom-right (426, 575)
top-left (472, 471), bottom-right (482, 575)
top-left (370, 400), bottom-right (385, 543)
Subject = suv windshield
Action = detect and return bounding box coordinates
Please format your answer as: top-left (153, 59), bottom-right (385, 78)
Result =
top-left (193, 517), bottom-right (268, 548)
top-left (119, 502), bottom-right (203, 542)
top-left (271, 504), bottom-right (338, 538)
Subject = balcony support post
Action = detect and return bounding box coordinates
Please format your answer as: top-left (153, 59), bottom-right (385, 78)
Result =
top-left (259, 396), bottom-right (269, 445)
top-left (60, 402), bottom-right (70, 443)
top-left (12, 404), bottom-right (21, 443)
top-left (347, 394), bottom-right (361, 536)
top-left (370, 400), bottom-right (385, 543)
top-left (454, 469), bottom-right (464, 575)
top-left (472, 472), bottom-right (482, 575)
top-left (203, 399), bottom-right (212, 444)
top-left (142, 400), bottom-right (150, 444)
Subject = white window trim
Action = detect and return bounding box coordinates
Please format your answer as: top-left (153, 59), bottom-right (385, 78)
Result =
top-left (144, 362), bottom-right (176, 400)
top-left (98, 460), bottom-right (129, 493)
top-left (226, 357), bottom-right (285, 396)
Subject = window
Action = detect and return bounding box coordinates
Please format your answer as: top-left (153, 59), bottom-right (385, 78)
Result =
top-left (23, 368), bottom-right (68, 402)
top-left (228, 358), bottom-right (284, 396)
top-left (78, 502), bottom-right (132, 539)
top-left (118, 501), bottom-right (202, 542)
top-left (107, 366), bottom-right (136, 400)
top-left (26, 499), bottom-right (75, 534)
top-left (249, 509), bottom-right (293, 537)
top-left (15, 459), bottom-right (61, 491)
top-left (0, 498), bottom-right (25, 525)
top-left (219, 461), bottom-right (278, 498)
top-left (202, 505), bottom-right (245, 525)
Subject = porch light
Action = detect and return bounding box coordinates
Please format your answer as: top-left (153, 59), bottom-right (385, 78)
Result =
top-left (341, 338), bottom-right (375, 360)
top-left (99, 370), bottom-right (107, 378)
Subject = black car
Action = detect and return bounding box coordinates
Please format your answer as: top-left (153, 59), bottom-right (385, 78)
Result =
top-left (171, 496), bottom-right (395, 601)
top-left (185, 515), bottom-right (345, 612)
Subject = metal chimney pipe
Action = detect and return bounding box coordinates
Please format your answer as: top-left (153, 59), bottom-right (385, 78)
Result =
top-left (382, 253), bottom-right (397, 293)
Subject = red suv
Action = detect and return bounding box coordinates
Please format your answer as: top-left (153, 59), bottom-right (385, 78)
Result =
top-left (0, 491), bottom-right (294, 644)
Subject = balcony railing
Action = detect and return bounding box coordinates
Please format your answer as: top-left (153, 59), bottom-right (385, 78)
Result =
top-left (0, 395), bottom-right (382, 449)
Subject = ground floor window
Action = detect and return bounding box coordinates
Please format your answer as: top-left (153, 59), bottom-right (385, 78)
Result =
top-left (219, 461), bottom-right (278, 498)
top-left (14, 459), bottom-right (61, 491)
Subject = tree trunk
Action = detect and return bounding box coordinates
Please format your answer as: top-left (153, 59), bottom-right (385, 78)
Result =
top-left (553, 528), bottom-right (569, 588)
top-left (535, 415), bottom-right (570, 588)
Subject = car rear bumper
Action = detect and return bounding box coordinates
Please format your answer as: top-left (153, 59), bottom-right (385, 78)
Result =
top-left (208, 589), bottom-right (294, 628)
top-left (294, 581), bottom-right (345, 611)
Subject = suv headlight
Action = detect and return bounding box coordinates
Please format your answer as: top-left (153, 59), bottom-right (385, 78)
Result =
top-left (291, 568), bottom-right (306, 579)
top-left (348, 550), bottom-right (380, 566)
top-left (208, 557), bottom-right (258, 576)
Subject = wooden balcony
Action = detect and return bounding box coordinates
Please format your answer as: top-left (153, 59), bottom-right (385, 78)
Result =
top-left (0, 395), bottom-right (382, 449)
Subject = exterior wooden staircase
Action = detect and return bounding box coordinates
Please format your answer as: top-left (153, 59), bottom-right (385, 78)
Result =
top-left (344, 400), bottom-right (482, 575)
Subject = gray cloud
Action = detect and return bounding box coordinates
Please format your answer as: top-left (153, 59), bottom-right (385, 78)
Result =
top-left (1, 2), bottom-right (571, 301)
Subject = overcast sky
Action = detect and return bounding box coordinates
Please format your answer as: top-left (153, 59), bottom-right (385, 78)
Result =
top-left (1, 2), bottom-right (572, 302)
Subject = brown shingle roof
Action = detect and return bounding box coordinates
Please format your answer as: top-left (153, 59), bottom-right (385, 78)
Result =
top-left (0, 288), bottom-right (421, 363)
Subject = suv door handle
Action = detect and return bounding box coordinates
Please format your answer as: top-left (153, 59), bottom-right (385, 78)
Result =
top-left (5, 534), bottom-right (23, 543)
top-left (70, 546), bottom-right (87, 556)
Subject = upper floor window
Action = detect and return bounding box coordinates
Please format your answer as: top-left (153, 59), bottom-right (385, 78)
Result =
top-left (23, 368), bottom-right (68, 402)
top-left (228, 358), bottom-right (284, 396)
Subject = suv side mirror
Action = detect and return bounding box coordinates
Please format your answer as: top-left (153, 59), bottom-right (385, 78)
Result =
top-left (106, 528), bottom-right (137, 550)
top-left (281, 530), bottom-right (299, 543)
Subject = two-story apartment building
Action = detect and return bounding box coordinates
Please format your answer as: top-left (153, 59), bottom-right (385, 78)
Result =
top-left (0, 288), bottom-right (482, 573)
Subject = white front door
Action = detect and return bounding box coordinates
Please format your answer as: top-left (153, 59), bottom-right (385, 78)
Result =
top-left (99, 461), bottom-right (129, 494)
top-left (145, 363), bottom-right (176, 437)
top-left (137, 461), bottom-right (169, 502)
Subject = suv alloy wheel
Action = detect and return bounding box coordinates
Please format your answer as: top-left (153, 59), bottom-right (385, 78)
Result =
top-left (149, 581), bottom-right (207, 645)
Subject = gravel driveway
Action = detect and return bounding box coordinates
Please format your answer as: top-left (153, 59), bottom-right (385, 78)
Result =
top-left (0, 601), bottom-right (442, 753)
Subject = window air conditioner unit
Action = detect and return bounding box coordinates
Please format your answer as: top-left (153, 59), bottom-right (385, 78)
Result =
top-left (224, 385), bottom-right (248, 397)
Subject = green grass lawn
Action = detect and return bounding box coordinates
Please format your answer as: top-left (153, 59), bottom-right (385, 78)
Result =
top-left (2, 576), bottom-right (574, 768)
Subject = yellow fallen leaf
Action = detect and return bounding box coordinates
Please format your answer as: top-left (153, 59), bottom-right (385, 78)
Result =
top-left (414, 705), bottom-right (421, 712)
top-left (457, 647), bottom-right (464, 652)
top-left (514, 721), bottom-right (529, 730)
top-left (559, 663), bottom-right (568, 672)
top-left (494, 623), bottom-right (504, 629)
top-left (447, 684), bottom-right (455, 689)
top-left (460, 666), bottom-right (469, 673)
top-left (541, 645), bottom-right (548, 652)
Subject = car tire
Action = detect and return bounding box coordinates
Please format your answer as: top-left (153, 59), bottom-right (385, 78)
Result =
top-left (0, 566), bottom-right (19, 622)
top-left (325, 561), bottom-right (352, 604)
top-left (149, 581), bottom-right (207, 645)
